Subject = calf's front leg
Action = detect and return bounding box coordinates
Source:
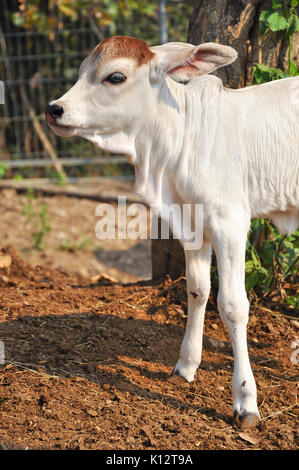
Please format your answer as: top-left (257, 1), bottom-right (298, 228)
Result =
top-left (169, 242), bottom-right (212, 383)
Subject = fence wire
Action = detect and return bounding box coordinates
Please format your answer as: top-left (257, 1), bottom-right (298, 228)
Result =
top-left (0, 1), bottom-right (193, 180)
top-left (0, 1), bottom-right (129, 178)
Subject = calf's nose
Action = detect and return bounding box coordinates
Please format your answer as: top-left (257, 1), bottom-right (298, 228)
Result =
top-left (45, 103), bottom-right (64, 124)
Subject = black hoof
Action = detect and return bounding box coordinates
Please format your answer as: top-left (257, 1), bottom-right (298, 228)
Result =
top-left (233, 410), bottom-right (260, 429)
top-left (167, 368), bottom-right (188, 385)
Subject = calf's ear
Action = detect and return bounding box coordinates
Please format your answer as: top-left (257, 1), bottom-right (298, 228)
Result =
top-left (150, 42), bottom-right (238, 82)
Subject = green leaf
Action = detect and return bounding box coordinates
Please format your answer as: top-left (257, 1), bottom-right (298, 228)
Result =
top-left (10, 12), bottom-right (25, 27)
top-left (245, 271), bottom-right (260, 292)
top-left (245, 260), bottom-right (255, 272)
top-left (259, 9), bottom-right (272, 35)
top-left (264, 218), bottom-right (277, 235)
top-left (272, 0), bottom-right (283, 9)
top-left (260, 240), bottom-right (277, 265)
top-left (287, 12), bottom-right (299, 34)
top-left (0, 163), bottom-right (7, 179)
top-left (287, 296), bottom-right (299, 308)
top-left (260, 9), bottom-right (271, 22)
top-left (290, 0), bottom-right (299, 8)
top-left (259, 8), bottom-right (290, 35)
top-left (251, 248), bottom-right (261, 267)
top-left (252, 63), bottom-right (288, 84)
top-left (283, 238), bottom-right (296, 251)
top-left (250, 218), bottom-right (263, 231)
top-left (266, 10), bottom-right (288, 31)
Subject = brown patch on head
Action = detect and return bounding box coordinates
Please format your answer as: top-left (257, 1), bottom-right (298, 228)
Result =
top-left (92, 36), bottom-right (154, 66)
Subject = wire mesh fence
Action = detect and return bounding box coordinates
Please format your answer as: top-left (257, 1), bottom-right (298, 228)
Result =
top-left (0, 1), bottom-right (130, 180)
top-left (0, 0), bottom-right (193, 182)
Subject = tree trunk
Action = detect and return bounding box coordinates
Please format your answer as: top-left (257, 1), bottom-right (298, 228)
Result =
top-left (151, 219), bottom-right (185, 282)
top-left (188, 0), bottom-right (299, 88)
top-left (151, 0), bottom-right (298, 281)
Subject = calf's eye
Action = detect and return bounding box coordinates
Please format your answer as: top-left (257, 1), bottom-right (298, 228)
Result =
top-left (105, 72), bottom-right (126, 85)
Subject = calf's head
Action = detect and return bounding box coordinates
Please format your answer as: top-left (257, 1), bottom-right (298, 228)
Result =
top-left (46, 36), bottom-right (237, 154)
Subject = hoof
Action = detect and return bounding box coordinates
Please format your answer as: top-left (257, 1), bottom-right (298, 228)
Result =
top-left (233, 410), bottom-right (260, 429)
top-left (167, 368), bottom-right (189, 385)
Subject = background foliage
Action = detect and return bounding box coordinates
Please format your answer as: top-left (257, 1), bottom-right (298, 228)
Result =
top-left (11, 0), bottom-right (194, 44)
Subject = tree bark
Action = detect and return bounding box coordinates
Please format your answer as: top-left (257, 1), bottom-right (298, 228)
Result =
top-left (151, 219), bottom-right (185, 282)
top-left (188, 0), bottom-right (299, 88)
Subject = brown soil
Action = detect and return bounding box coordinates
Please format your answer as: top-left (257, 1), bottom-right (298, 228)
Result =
top-left (0, 186), bottom-right (151, 283)
top-left (0, 245), bottom-right (298, 450)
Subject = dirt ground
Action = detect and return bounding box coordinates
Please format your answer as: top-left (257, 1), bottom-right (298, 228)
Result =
top-left (0, 188), bottom-right (298, 450)
top-left (0, 185), bottom-right (151, 282)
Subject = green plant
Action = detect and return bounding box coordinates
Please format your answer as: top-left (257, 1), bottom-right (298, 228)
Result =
top-left (245, 219), bottom-right (298, 295)
top-left (50, 170), bottom-right (67, 187)
top-left (13, 173), bottom-right (23, 182)
top-left (287, 295), bottom-right (299, 308)
top-left (58, 236), bottom-right (92, 251)
top-left (252, 63), bottom-right (289, 84)
top-left (210, 220), bottom-right (298, 299)
top-left (0, 163), bottom-right (8, 179)
top-left (22, 189), bottom-right (52, 250)
top-left (253, 0), bottom-right (299, 83)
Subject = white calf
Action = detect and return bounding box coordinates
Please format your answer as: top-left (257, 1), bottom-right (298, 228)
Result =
top-left (46, 36), bottom-right (299, 428)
